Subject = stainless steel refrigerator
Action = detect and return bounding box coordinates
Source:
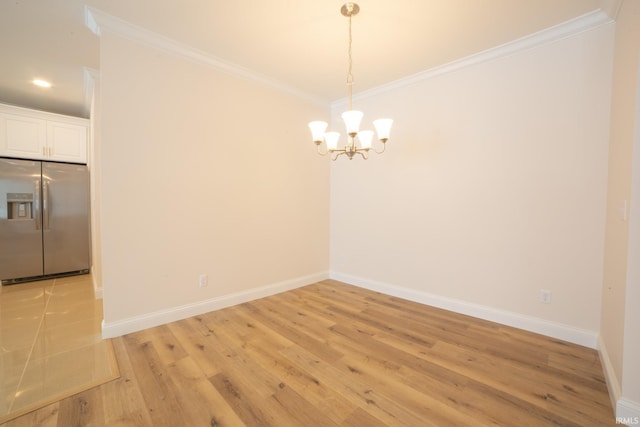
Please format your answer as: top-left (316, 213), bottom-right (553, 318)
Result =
top-left (0, 158), bottom-right (90, 284)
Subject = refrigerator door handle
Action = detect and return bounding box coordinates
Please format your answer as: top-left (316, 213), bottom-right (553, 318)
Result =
top-left (34, 179), bottom-right (42, 230)
top-left (43, 180), bottom-right (50, 230)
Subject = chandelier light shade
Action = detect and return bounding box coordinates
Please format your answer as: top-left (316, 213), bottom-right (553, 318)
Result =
top-left (308, 2), bottom-right (393, 160)
top-left (341, 110), bottom-right (363, 136)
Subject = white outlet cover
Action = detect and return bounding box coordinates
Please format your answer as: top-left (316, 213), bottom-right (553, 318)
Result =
top-left (539, 290), bottom-right (552, 304)
top-left (198, 274), bottom-right (208, 287)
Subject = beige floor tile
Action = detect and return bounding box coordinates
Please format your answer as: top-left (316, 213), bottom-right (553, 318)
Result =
top-left (11, 341), bottom-right (112, 413)
top-left (0, 286), bottom-right (48, 309)
top-left (1, 301), bottom-right (45, 322)
top-left (41, 299), bottom-right (102, 329)
top-left (0, 346), bottom-right (31, 378)
top-left (0, 321), bottom-right (40, 353)
top-left (0, 390), bottom-right (15, 418)
top-left (0, 350), bottom-right (27, 414)
top-left (30, 318), bottom-right (102, 360)
top-left (48, 279), bottom-right (95, 300)
top-left (51, 275), bottom-right (93, 287)
top-left (0, 274), bottom-right (113, 419)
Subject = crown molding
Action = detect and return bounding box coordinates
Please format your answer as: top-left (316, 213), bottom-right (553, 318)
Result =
top-left (332, 9), bottom-right (614, 109)
top-left (596, 0), bottom-right (623, 20)
top-left (84, 6), bottom-right (326, 107)
top-left (84, 6), bottom-right (613, 111)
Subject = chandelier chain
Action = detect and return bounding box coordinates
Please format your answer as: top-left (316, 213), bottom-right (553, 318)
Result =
top-left (347, 12), bottom-right (353, 110)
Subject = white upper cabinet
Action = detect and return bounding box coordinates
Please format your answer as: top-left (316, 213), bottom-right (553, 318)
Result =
top-left (46, 121), bottom-right (88, 163)
top-left (0, 113), bottom-right (47, 159)
top-left (0, 103), bottom-right (88, 164)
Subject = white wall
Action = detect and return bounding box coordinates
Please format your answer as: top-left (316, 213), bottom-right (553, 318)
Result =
top-left (331, 22), bottom-right (614, 345)
top-left (600, 0), bottom-right (640, 419)
top-left (98, 30), bottom-right (329, 334)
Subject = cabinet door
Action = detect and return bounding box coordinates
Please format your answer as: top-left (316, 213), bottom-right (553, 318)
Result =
top-left (47, 121), bottom-right (87, 163)
top-left (0, 113), bottom-right (47, 159)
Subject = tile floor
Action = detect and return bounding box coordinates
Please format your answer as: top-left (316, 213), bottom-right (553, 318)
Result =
top-left (0, 274), bottom-right (116, 420)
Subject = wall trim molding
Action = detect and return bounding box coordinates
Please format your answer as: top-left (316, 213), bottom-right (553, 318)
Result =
top-left (330, 271), bottom-right (598, 349)
top-left (93, 281), bottom-right (103, 300)
top-left (84, 6), bottom-right (325, 107)
top-left (101, 271), bottom-right (329, 338)
top-left (84, 6), bottom-right (612, 111)
top-left (332, 9), bottom-right (614, 109)
top-left (599, 335), bottom-right (622, 411)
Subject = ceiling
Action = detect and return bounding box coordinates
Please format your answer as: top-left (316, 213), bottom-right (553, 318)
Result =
top-left (0, 0), bottom-right (618, 118)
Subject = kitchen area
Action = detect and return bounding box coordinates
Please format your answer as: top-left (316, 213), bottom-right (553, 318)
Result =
top-left (1, 102), bottom-right (90, 285)
top-left (0, 102), bottom-right (116, 422)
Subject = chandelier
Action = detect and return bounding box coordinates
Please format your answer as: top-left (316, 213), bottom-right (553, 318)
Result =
top-left (308, 2), bottom-right (392, 160)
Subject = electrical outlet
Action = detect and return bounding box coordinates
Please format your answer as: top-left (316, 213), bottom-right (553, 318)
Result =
top-left (620, 200), bottom-right (628, 221)
top-left (539, 289), bottom-right (552, 304)
top-left (198, 274), bottom-right (208, 288)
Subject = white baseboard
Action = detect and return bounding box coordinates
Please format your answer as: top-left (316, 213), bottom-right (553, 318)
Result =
top-left (330, 271), bottom-right (598, 349)
top-left (92, 280), bottom-right (103, 300)
top-left (599, 338), bottom-right (640, 424)
top-left (598, 335), bottom-right (622, 411)
top-left (101, 271), bottom-right (329, 338)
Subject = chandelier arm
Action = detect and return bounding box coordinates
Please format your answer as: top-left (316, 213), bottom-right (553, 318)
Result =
top-left (357, 149), bottom-right (368, 160)
top-left (372, 142), bottom-right (387, 155)
top-left (316, 144), bottom-right (329, 156)
top-left (332, 151), bottom-right (346, 161)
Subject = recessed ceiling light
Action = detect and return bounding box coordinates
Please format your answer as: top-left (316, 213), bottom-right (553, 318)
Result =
top-left (32, 79), bottom-right (52, 88)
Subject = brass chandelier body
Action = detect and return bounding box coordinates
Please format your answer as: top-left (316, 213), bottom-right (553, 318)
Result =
top-left (308, 2), bottom-right (392, 160)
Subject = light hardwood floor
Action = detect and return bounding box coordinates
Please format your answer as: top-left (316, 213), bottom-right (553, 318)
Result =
top-left (3, 280), bottom-right (616, 426)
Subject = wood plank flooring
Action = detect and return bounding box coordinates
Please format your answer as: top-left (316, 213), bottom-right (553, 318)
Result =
top-left (2, 280), bottom-right (617, 426)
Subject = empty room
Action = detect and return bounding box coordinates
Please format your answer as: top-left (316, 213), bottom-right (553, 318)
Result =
top-left (1, 1), bottom-right (639, 426)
